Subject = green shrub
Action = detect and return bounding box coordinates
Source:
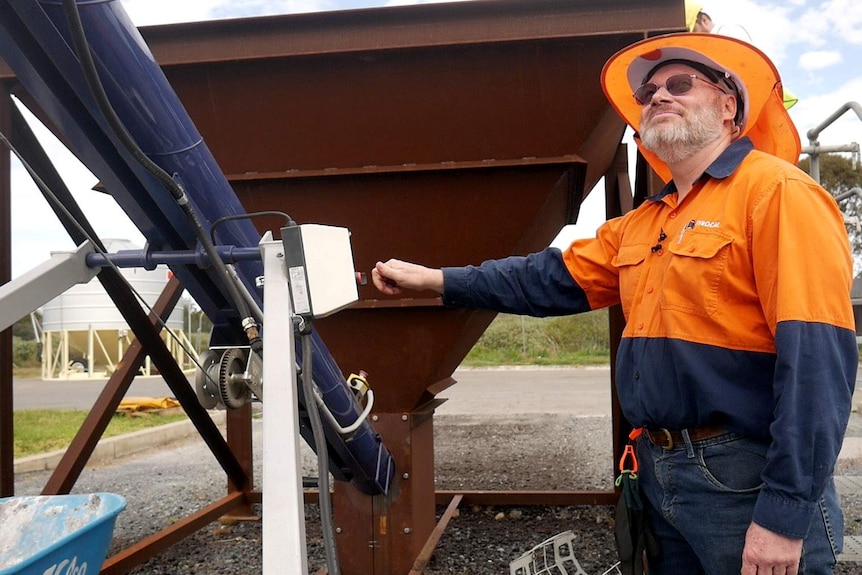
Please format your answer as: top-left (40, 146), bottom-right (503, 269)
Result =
top-left (12, 337), bottom-right (40, 368)
top-left (464, 310), bottom-right (610, 366)
top-left (544, 311), bottom-right (609, 352)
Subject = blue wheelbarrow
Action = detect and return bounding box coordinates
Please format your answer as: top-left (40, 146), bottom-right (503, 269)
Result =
top-left (0, 493), bottom-right (126, 575)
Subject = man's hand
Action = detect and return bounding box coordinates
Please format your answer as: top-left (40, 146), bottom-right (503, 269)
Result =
top-left (741, 522), bottom-right (803, 575)
top-left (371, 259), bottom-right (444, 296)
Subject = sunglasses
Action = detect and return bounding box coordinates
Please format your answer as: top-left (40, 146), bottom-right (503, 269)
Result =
top-left (634, 74), bottom-right (728, 105)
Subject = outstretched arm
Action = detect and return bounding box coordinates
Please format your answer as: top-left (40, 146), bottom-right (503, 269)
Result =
top-left (373, 249), bottom-right (592, 317)
top-left (371, 259), bottom-right (444, 295)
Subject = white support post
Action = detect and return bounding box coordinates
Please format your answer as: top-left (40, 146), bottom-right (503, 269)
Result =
top-left (260, 233), bottom-right (309, 574)
top-left (61, 331), bottom-right (69, 378)
top-left (87, 325), bottom-right (95, 378)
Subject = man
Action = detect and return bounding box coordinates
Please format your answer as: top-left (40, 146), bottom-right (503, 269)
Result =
top-left (686, 1), bottom-right (716, 34)
top-left (372, 33), bottom-right (857, 575)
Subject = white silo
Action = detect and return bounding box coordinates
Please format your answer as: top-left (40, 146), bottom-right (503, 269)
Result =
top-left (41, 239), bottom-right (194, 379)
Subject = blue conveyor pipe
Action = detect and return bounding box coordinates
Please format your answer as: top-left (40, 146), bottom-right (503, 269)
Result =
top-left (0, 0), bottom-right (394, 495)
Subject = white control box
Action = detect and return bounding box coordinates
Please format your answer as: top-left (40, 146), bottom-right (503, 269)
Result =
top-left (280, 224), bottom-right (358, 318)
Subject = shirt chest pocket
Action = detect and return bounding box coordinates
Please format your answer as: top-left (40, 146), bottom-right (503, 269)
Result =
top-left (611, 244), bottom-right (648, 317)
top-left (661, 229), bottom-right (733, 317)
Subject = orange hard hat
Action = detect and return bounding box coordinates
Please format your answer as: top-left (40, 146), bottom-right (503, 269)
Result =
top-left (601, 33), bottom-right (800, 182)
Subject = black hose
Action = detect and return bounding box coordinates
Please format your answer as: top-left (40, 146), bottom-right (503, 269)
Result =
top-left (210, 211), bottom-right (295, 245)
top-left (60, 0), bottom-right (261, 353)
top-left (301, 334), bottom-right (340, 575)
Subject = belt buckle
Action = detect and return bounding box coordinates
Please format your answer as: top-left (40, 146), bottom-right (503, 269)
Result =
top-left (658, 428), bottom-right (674, 450)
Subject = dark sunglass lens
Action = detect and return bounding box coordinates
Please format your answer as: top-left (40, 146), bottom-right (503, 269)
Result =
top-left (666, 75), bottom-right (695, 95)
top-left (634, 83), bottom-right (658, 105)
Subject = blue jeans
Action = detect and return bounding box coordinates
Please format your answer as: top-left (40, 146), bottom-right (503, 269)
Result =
top-left (635, 431), bottom-right (843, 575)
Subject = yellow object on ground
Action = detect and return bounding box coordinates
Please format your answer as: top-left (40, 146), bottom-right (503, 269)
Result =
top-left (117, 397), bottom-right (181, 413)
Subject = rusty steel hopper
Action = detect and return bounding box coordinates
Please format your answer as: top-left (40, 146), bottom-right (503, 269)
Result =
top-left (147, 0), bottom-right (681, 407)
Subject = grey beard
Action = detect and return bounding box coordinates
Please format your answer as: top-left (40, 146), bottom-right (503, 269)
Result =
top-left (640, 105), bottom-right (724, 164)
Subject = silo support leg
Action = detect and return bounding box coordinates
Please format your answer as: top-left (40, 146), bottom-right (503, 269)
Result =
top-left (332, 411), bottom-right (436, 575)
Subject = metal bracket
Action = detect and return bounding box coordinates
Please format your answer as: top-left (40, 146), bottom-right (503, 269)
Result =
top-left (0, 241), bottom-right (98, 332)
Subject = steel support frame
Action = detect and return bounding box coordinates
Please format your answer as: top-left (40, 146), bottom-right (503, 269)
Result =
top-left (606, 144), bottom-right (636, 471)
top-left (0, 87), bottom-right (257, 572)
top-left (331, 407), bottom-right (436, 574)
top-left (41, 275), bottom-right (183, 495)
top-left (0, 80), bottom-right (12, 498)
top-left (8, 94), bottom-right (248, 489)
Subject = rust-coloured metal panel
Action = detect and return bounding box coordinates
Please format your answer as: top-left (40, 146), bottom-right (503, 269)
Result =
top-left (146, 8), bottom-right (673, 407)
top-left (232, 161), bottom-right (583, 410)
top-left (166, 41), bottom-right (607, 173)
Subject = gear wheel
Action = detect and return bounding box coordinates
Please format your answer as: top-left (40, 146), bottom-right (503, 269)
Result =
top-left (218, 348), bottom-right (250, 409)
top-left (194, 349), bottom-right (221, 409)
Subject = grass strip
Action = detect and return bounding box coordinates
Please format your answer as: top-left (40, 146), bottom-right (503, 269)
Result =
top-left (14, 409), bottom-right (189, 459)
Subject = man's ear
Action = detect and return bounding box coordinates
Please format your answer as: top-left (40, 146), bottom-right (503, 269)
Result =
top-left (723, 94), bottom-right (739, 125)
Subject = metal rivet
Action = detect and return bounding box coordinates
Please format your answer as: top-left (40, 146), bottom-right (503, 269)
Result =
top-left (401, 414), bottom-right (408, 421)
top-left (402, 473), bottom-right (410, 480)
top-left (372, 415), bottom-right (379, 422)
top-left (335, 527), bottom-right (343, 534)
top-left (403, 528), bottom-right (411, 534)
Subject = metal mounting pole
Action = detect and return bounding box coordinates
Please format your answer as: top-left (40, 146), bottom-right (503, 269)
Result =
top-left (260, 232), bottom-right (309, 573)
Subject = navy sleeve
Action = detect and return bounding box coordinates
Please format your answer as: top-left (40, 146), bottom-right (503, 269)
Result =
top-left (752, 320), bottom-right (858, 538)
top-left (440, 247), bottom-right (591, 317)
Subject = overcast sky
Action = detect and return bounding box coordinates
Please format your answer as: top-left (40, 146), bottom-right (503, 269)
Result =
top-left (7, 0), bottom-right (862, 277)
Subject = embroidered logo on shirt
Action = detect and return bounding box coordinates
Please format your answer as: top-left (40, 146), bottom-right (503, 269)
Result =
top-left (696, 220), bottom-right (721, 228)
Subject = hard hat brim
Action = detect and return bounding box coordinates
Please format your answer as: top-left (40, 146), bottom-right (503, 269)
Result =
top-left (601, 33), bottom-right (801, 182)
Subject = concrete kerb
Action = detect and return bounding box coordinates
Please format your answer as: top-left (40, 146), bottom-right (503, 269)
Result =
top-left (14, 411), bottom-right (227, 475)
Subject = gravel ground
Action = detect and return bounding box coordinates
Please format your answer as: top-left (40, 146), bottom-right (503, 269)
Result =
top-left (12, 412), bottom-right (862, 574)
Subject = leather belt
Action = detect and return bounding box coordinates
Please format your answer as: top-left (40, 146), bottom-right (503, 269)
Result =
top-left (646, 425), bottom-right (728, 451)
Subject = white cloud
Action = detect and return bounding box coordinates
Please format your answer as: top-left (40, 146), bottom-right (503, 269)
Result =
top-left (384, 0), bottom-right (472, 5)
top-left (120, 0), bottom-right (338, 25)
top-left (820, 0), bottom-right (862, 46)
top-left (10, 101), bottom-right (144, 277)
top-left (207, 0), bottom-right (336, 19)
top-left (700, 1), bottom-right (797, 65)
top-left (799, 50), bottom-right (843, 71)
top-left (119, 1), bottom-right (220, 25)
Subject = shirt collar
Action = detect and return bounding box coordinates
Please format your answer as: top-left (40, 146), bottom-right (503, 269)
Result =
top-left (648, 137), bottom-right (754, 202)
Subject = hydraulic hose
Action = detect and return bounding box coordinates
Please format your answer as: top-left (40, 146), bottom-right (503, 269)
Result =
top-left (301, 333), bottom-right (340, 575)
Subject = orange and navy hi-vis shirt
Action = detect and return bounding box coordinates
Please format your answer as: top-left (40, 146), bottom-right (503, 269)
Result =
top-left (442, 137), bottom-right (858, 539)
